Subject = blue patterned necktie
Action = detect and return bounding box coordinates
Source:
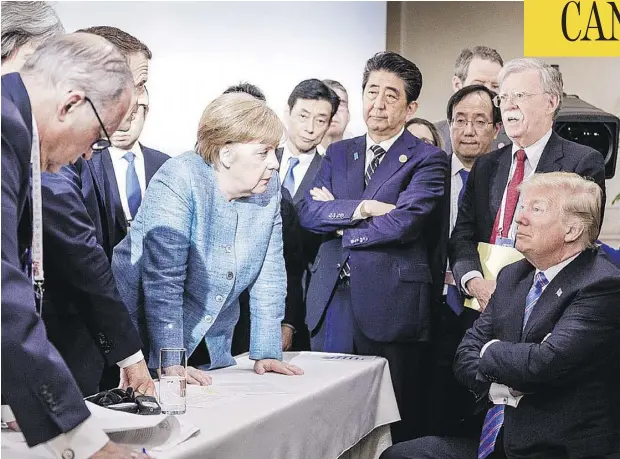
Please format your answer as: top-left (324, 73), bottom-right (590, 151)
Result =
top-left (446, 168), bottom-right (470, 315)
top-left (123, 151), bottom-right (142, 219)
top-left (282, 156), bottom-right (300, 197)
top-left (522, 272), bottom-right (549, 330)
top-left (478, 271), bottom-right (549, 459)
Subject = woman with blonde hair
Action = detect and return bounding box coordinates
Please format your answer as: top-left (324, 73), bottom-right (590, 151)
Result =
top-left (112, 93), bottom-right (303, 383)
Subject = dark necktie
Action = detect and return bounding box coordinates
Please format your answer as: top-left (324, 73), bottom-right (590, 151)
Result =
top-left (340, 144), bottom-right (387, 279)
top-left (446, 168), bottom-right (470, 315)
top-left (124, 151), bottom-right (142, 219)
top-left (491, 149), bottom-right (526, 243)
top-left (478, 271), bottom-right (548, 459)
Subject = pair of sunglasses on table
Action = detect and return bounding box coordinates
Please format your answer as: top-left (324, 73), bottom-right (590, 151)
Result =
top-left (85, 387), bottom-right (161, 415)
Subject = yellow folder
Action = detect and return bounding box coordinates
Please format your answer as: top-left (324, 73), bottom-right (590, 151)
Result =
top-left (464, 242), bottom-right (525, 311)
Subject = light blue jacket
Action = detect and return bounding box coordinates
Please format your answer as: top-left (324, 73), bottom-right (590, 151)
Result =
top-left (112, 151), bottom-right (285, 370)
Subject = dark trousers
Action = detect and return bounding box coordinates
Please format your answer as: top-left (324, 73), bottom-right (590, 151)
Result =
top-left (379, 433), bottom-right (506, 459)
top-left (311, 279), bottom-right (430, 443)
top-left (44, 313), bottom-right (105, 397)
top-left (233, 290), bottom-right (310, 355)
top-left (426, 298), bottom-right (480, 437)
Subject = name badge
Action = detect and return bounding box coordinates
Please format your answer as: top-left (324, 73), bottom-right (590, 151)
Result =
top-left (495, 237), bottom-right (515, 248)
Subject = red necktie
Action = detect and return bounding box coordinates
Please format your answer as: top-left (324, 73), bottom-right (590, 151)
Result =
top-left (490, 149), bottom-right (526, 243)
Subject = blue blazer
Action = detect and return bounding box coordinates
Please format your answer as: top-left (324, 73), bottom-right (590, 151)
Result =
top-left (112, 151), bottom-right (286, 370)
top-left (1, 73), bottom-right (90, 445)
top-left (296, 130), bottom-right (448, 343)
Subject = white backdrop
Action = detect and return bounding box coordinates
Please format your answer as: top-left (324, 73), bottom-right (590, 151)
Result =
top-left (53, 1), bottom-right (387, 155)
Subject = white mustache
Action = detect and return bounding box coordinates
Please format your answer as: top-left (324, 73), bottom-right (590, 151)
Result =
top-left (504, 110), bottom-right (523, 122)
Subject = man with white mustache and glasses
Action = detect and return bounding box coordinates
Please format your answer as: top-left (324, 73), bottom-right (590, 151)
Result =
top-left (448, 58), bottom-right (606, 313)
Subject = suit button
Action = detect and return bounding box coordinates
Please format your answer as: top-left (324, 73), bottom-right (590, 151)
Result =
top-left (227, 271), bottom-right (234, 280)
top-left (225, 245), bottom-right (232, 253)
top-left (336, 263), bottom-right (341, 269)
top-left (205, 315), bottom-right (213, 324)
top-left (61, 449), bottom-right (75, 459)
top-left (216, 295), bottom-right (223, 303)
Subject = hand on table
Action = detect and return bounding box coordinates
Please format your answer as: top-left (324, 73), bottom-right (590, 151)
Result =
top-left (120, 359), bottom-right (156, 396)
top-left (91, 441), bottom-right (149, 458)
top-left (254, 359), bottom-right (304, 376)
top-left (158, 365), bottom-right (212, 386)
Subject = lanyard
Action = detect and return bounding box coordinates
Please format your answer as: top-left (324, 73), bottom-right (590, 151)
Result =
top-left (31, 117), bottom-right (44, 315)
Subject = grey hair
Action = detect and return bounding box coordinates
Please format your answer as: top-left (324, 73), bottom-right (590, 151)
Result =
top-left (20, 33), bottom-right (133, 114)
top-left (454, 46), bottom-right (503, 82)
top-left (1, 1), bottom-right (65, 62)
top-left (520, 172), bottom-right (601, 249)
top-left (499, 58), bottom-right (564, 118)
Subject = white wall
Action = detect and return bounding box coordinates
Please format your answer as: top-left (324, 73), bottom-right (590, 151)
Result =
top-left (53, 1), bottom-right (387, 155)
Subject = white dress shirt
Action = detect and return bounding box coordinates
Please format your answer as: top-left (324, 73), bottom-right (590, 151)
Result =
top-left (278, 145), bottom-right (317, 196)
top-left (109, 144), bottom-right (147, 222)
top-left (482, 252), bottom-right (580, 407)
top-left (444, 155), bottom-right (469, 294)
top-left (461, 129), bottom-right (553, 291)
top-left (316, 143), bottom-right (327, 156)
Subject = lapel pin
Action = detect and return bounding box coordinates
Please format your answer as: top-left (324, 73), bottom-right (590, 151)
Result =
top-left (353, 152), bottom-right (359, 161)
top-left (399, 154), bottom-right (407, 163)
top-left (556, 288), bottom-right (563, 297)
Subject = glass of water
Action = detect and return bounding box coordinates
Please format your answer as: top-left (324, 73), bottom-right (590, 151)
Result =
top-left (159, 348), bottom-right (187, 415)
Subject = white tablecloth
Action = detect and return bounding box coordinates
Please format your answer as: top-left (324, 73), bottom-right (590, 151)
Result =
top-left (2, 352), bottom-right (400, 459)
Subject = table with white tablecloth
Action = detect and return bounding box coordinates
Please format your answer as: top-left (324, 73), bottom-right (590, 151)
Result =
top-left (2, 351), bottom-right (400, 459)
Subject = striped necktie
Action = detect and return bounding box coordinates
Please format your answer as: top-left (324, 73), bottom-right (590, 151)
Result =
top-left (339, 144), bottom-right (387, 279)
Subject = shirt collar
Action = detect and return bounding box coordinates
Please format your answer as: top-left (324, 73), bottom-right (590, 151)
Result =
top-left (282, 144), bottom-right (316, 166)
top-left (511, 128), bottom-right (552, 167)
top-left (451, 153), bottom-right (467, 177)
top-left (109, 143), bottom-right (143, 161)
top-left (365, 127), bottom-right (405, 154)
top-left (536, 252), bottom-right (580, 284)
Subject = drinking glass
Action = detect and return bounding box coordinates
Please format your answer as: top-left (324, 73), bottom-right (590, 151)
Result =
top-left (159, 348), bottom-right (187, 415)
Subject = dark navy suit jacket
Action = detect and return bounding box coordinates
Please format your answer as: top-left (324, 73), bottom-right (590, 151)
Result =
top-left (1, 73), bottom-right (90, 446)
top-left (455, 249), bottom-right (620, 457)
top-left (41, 142), bottom-right (167, 394)
top-left (297, 130), bottom-right (448, 343)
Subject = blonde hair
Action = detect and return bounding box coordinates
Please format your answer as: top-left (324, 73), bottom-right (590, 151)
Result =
top-left (196, 93), bottom-right (284, 165)
top-left (520, 172), bottom-right (602, 248)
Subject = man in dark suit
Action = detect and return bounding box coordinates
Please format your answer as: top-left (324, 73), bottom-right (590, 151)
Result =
top-left (41, 26), bottom-right (164, 395)
top-left (297, 52), bottom-right (448, 442)
top-left (427, 85), bottom-right (501, 436)
top-left (449, 58), bottom-right (606, 313)
top-left (277, 78), bottom-right (340, 350)
top-left (1, 33), bottom-right (148, 458)
top-left (434, 46), bottom-right (511, 155)
top-left (382, 172), bottom-right (620, 458)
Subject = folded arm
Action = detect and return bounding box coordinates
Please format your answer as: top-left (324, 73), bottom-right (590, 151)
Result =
top-left (342, 149), bottom-right (448, 249)
top-left (296, 152), bottom-right (363, 233)
top-left (479, 277), bottom-right (620, 393)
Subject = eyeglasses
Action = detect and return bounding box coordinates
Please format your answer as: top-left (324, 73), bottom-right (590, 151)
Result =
top-left (492, 92), bottom-right (546, 108)
top-left (85, 97), bottom-right (112, 151)
top-left (450, 118), bottom-right (494, 130)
